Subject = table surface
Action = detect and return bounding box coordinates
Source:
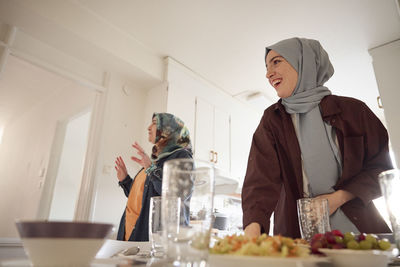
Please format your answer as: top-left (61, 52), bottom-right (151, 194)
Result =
top-left (0, 238), bottom-right (151, 266)
top-left (1, 238), bottom-right (399, 267)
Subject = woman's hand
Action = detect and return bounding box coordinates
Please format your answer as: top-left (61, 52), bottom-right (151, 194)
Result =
top-left (115, 156), bottom-right (128, 182)
top-left (315, 190), bottom-right (355, 215)
top-left (131, 142), bottom-right (151, 169)
top-left (244, 222), bottom-right (261, 239)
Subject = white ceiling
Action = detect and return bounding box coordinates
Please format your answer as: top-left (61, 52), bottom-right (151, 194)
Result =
top-left (75, 0), bottom-right (400, 118)
top-left (1, 0), bottom-right (400, 121)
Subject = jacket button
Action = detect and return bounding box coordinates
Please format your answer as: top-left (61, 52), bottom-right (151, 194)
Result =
top-left (331, 119), bottom-right (336, 123)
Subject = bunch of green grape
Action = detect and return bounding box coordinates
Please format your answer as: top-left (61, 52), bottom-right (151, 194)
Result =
top-left (310, 230), bottom-right (391, 254)
top-left (343, 232), bottom-right (391, 250)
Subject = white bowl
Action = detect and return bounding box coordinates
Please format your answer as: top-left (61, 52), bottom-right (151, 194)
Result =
top-left (15, 221), bottom-right (113, 266)
top-left (319, 248), bottom-right (396, 267)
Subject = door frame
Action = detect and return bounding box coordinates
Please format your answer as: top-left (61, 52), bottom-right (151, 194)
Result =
top-left (0, 25), bottom-right (108, 222)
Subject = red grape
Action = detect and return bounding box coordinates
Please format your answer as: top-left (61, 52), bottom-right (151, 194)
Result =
top-left (325, 232), bottom-right (337, 244)
top-left (357, 233), bottom-right (366, 241)
top-left (332, 229), bottom-right (344, 238)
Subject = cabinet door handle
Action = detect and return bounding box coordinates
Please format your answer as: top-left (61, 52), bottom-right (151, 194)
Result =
top-left (377, 96), bottom-right (383, 109)
top-left (210, 150), bottom-right (215, 162)
top-left (214, 151), bottom-right (218, 164)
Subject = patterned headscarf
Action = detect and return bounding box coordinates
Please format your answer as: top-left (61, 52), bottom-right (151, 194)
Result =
top-left (146, 113), bottom-right (192, 174)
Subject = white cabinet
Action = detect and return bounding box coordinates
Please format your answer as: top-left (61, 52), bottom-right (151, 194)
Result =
top-left (165, 57), bottom-right (261, 187)
top-left (194, 98), bottom-right (214, 162)
top-left (194, 97), bottom-right (230, 175)
top-left (369, 40), bottom-right (400, 168)
top-left (213, 107), bottom-right (230, 173)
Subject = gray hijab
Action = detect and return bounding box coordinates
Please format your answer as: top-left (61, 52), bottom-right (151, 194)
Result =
top-left (266, 38), bottom-right (333, 113)
top-left (266, 38), bottom-right (358, 233)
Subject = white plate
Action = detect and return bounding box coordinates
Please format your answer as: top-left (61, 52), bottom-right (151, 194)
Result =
top-left (209, 254), bottom-right (330, 267)
top-left (319, 248), bottom-right (396, 267)
top-left (96, 239), bottom-right (150, 258)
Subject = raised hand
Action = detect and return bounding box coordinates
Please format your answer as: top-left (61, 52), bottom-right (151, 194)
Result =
top-left (131, 142), bottom-right (152, 169)
top-left (115, 156), bottom-right (128, 182)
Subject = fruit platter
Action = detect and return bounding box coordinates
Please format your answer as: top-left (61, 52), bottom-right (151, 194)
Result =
top-left (310, 229), bottom-right (392, 252)
top-left (310, 230), bottom-right (396, 267)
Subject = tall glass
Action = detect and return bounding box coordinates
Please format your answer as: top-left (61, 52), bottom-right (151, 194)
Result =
top-left (297, 198), bottom-right (331, 242)
top-left (149, 196), bottom-right (164, 257)
top-left (379, 169), bottom-right (400, 250)
top-left (161, 159), bottom-right (215, 267)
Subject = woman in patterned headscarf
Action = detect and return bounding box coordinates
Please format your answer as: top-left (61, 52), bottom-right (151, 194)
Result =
top-left (115, 113), bottom-right (192, 241)
top-left (242, 37), bottom-right (392, 239)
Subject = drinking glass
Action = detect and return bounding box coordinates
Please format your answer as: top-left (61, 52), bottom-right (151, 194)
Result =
top-left (149, 196), bottom-right (164, 257)
top-left (161, 159), bottom-right (215, 267)
top-left (379, 169), bottom-right (400, 250)
top-left (297, 198), bottom-right (331, 242)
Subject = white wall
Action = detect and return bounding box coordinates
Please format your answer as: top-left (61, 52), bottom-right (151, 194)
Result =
top-left (0, 74), bottom-right (95, 237)
top-left (141, 82), bottom-right (168, 155)
top-left (12, 30), bottom-right (104, 87)
top-left (90, 73), bottom-right (150, 231)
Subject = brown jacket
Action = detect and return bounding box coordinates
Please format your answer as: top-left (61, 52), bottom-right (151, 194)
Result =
top-left (242, 95), bottom-right (392, 238)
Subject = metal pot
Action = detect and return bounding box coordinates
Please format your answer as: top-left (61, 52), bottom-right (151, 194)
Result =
top-left (213, 210), bottom-right (228, 230)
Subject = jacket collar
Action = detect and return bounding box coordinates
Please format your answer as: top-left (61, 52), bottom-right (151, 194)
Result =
top-left (273, 99), bottom-right (284, 112)
top-left (320, 95), bottom-right (342, 118)
top-left (272, 95), bottom-right (342, 118)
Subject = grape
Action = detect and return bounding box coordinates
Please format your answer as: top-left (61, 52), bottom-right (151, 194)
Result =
top-left (312, 233), bottom-right (324, 241)
top-left (325, 232), bottom-right (336, 244)
top-left (365, 234), bottom-right (377, 243)
top-left (346, 240), bottom-right (360, 250)
top-left (365, 234), bottom-right (378, 248)
top-left (357, 233), bottom-right (366, 241)
top-left (310, 231), bottom-right (393, 253)
top-left (359, 240), bottom-right (373, 250)
top-left (332, 229), bottom-right (344, 238)
top-left (334, 236), bottom-right (344, 244)
top-left (378, 239), bottom-right (391, 250)
top-left (310, 231), bottom-right (393, 254)
top-left (343, 232), bottom-right (355, 243)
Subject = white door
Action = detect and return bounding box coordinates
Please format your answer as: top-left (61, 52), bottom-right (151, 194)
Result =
top-left (194, 97), bottom-right (214, 163)
top-left (48, 110), bottom-right (92, 220)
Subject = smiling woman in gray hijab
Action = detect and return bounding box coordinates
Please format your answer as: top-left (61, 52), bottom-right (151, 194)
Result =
top-left (242, 37), bottom-right (392, 238)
